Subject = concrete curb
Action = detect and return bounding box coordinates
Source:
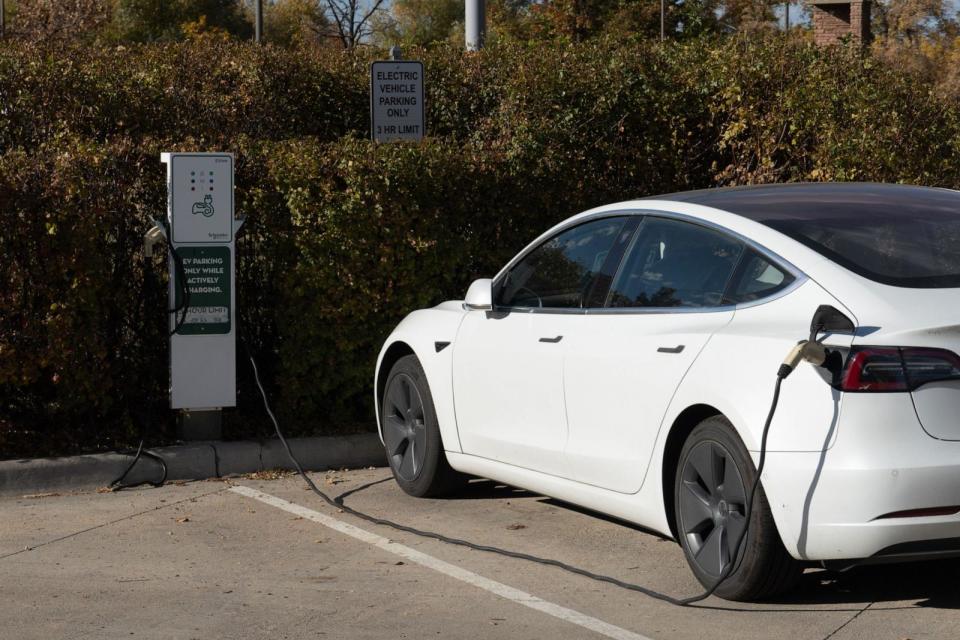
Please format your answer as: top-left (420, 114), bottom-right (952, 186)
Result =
top-left (0, 433), bottom-right (386, 497)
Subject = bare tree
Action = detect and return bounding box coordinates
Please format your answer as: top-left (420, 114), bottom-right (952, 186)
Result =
top-left (873, 0), bottom-right (953, 43)
top-left (322, 0), bottom-right (388, 48)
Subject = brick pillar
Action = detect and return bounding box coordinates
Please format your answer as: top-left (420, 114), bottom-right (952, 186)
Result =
top-left (809, 0), bottom-right (870, 46)
top-left (850, 1), bottom-right (871, 43)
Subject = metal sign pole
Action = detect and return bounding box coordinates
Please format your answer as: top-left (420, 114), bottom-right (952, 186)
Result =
top-left (661, 0), bottom-right (665, 40)
top-left (465, 0), bottom-right (485, 51)
top-left (255, 0), bottom-right (263, 43)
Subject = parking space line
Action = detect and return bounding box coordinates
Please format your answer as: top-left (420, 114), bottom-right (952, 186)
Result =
top-left (230, 485), bottom-right (654, 640)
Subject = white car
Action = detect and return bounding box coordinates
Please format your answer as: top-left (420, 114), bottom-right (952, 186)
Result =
top-left (374, 183), bottom-right (960, 601)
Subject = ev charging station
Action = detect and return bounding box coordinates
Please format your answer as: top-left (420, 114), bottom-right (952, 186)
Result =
top-left (160, 152), bottom-right (243, 438)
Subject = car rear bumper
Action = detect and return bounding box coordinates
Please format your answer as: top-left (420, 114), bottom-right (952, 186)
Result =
top-left (761, 393), bottom-right (960, 562)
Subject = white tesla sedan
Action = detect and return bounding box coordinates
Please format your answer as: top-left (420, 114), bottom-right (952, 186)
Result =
top-left (374, 183), bottom-right (960, 600)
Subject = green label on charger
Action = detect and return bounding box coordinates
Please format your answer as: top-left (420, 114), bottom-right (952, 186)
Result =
top-left (174, 245), bottom-right (231, 335)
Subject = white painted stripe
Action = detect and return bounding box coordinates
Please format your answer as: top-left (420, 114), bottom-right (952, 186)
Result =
top-left (230, 485), bottom-right (654, 640)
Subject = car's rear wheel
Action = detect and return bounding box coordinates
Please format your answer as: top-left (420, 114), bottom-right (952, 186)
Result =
top-left (381, 354), bottom-right (465, 497)
top-left (674, 415), bottom-right (802, 601)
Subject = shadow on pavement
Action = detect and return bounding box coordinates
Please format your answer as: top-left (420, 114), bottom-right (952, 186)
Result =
top-left (340, 474), bottom-right (960, 612)
top-left (773, 560), bottom-right (960, 610)
top-left (452, 478), bottom-right (538, 500)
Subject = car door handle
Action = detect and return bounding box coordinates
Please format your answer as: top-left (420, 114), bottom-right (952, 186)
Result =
top-left (539, 335), bottom-right (563, 343)
top-left (657, 345), bottom-right (685, 354)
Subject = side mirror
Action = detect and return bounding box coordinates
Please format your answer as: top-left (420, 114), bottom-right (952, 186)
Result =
top-left (464, 278), bottom-right (493, 311)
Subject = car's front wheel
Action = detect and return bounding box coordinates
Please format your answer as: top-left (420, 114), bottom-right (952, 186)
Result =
top-left (381, 354), bottom-right (465, 497)
top-left (674, 415), bottom-right (802, 601)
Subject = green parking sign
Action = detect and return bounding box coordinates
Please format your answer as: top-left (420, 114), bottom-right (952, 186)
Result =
top-left (173, 245), bottom-right (231, 335)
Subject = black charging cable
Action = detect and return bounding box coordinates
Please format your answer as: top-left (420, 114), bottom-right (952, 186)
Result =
top-left (110, 232), bottom-right (175, 491)
top-left (110, 437), bottom-right (168, 490)
top-left (245, 340), bottom-right (786, 606)
top-left (168, 243), bottom-right (190, 336)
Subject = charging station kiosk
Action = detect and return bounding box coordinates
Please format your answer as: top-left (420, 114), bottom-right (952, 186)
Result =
top-left (161, 152), bottom-right (242, 438)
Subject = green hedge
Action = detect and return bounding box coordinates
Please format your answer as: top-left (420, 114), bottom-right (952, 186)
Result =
top-left (3, 36), bottom-right (960, 458)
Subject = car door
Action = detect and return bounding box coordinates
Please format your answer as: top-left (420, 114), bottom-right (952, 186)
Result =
top-left (562, 216), bottom-right (747, 493)
top-left (452, 215), bottom-right (636, 478)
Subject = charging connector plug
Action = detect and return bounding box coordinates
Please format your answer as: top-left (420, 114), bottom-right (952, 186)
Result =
top-left (778, 340), bottom-right (828, 379)
top-left (144, 225), bottom-right (165, 258)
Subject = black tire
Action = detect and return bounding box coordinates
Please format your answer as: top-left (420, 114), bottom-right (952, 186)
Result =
top-left (674, 415), bottom-right (802, 601)
top-left (381, 354), bottom-right (466, 497)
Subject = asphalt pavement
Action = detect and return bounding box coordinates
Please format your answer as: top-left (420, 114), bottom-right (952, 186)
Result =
top-left (2, 467), bottom-right (958, 639)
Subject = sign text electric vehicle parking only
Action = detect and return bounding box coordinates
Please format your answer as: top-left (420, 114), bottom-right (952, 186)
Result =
top-left (370, 60), bottom-right (424, 143)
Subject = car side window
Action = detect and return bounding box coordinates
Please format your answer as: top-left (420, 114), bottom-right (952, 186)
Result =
top-left (607, 218), bottom-right (743, 309)
top-left (723, 249), bottom-right (795, 304)
top-left (497, 217), bottom-right (630, 309)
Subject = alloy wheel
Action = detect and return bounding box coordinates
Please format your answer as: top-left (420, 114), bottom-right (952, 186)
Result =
top-left (382, 372), bottom-right (427, 482)
top-left (678, 440), bottom-right (748, 578)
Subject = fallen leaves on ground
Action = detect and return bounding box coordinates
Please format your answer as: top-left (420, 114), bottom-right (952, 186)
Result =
top-left (244, 469), bottom-right (295, 481)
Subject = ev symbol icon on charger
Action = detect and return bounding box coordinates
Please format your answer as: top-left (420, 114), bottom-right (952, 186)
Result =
top-left (192, 194), bottom-right (215, 218)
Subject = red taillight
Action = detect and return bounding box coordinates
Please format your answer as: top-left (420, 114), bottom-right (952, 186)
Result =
top-left (841, 348), bottom-right (907, 391)
top-left (840, 347), bottom-right (960, 392)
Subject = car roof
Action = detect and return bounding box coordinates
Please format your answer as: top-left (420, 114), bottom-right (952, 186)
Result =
top-left (646, 182), bottom-right (960, 222)
top-left (497, 183), bottom-right (960, 316)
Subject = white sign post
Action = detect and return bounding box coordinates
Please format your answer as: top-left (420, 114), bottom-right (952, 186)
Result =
top-left (370, 60), bottom-right (424, 143)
